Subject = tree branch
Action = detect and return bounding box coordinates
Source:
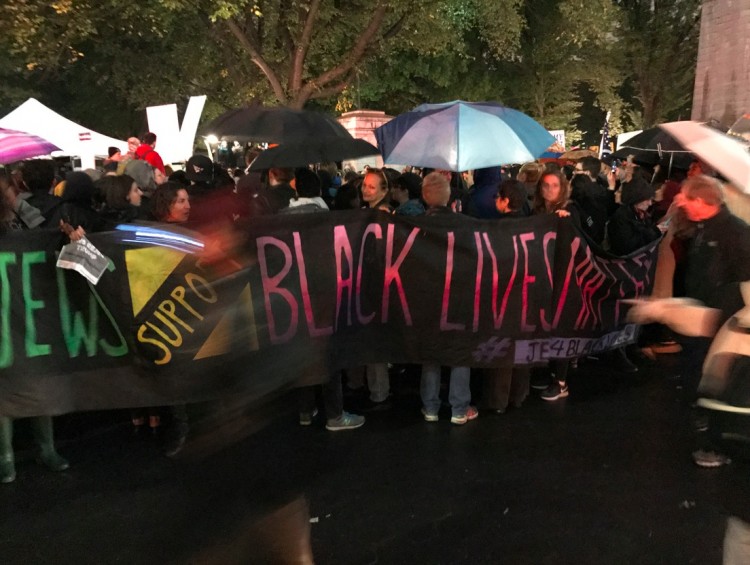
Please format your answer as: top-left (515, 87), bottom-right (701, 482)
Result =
top-left (291, 0), bottom-right (322, 95)
top-left (307, 68), bottom-right (358, 101)
top-left (295, 3), bottom-right (389, 106)
top-left (226, 18), bottom-right (287, 104)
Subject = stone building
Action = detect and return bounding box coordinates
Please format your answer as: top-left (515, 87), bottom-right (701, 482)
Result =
top-left (692, 0), bottom-right (750, 126)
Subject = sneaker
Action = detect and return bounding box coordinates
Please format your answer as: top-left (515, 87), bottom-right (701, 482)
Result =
top-left (0, 454), bottom-right (16, 484)
top-left (451, 406), bottom-right (479, 425)
top-left (541, 381), bottom-right (569, 401)
top-left (692, 449), bottom-right (731, 468)
top-left (610, 348), bottom-right (638, 373)
top-left (325, 412), bottom-right (365, 431)
top-left (359, 397), bottom-right (392, 413)
top-left (163, 422), bottom-right (189, 457)
top-left (421, 408), bottom-right (439, 422)
top-left (37, 450), bottom-right (69, 472)
top-left (299, 408), bottom-right (319, 426)
top-left (531, 373), bottom-right (551, 390)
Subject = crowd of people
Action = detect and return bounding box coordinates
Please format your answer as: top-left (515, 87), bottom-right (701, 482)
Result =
top-left (0, 132), bottom-right (745, 493)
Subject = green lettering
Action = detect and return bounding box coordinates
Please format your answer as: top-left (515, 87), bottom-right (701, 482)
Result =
top-left (0, 253), bottom-right (17, 368)
top-left (22, 251), bottom-right (50, 357)
top-left (56, 269), bottom-right (99, 357)
top-left (86, 281), bottom-right (128, 357)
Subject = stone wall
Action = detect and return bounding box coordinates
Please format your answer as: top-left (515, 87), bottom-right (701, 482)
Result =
top-left (692, 0), bottom-right (750, 126)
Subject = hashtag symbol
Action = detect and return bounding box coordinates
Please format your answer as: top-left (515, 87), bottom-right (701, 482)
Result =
top-left (472, 336), bottom-right (511, 363)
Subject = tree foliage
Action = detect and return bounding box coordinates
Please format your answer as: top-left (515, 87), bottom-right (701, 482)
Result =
top-left (0, 0), bottom-right (702, 143)
top-left (614, 0), bottom-right (701, 128)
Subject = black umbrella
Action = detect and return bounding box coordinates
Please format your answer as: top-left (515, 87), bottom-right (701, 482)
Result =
top-left (249, 137), bottom-right (380, 170)
top-left (201, 106), bottom-right (351, 143)
top-left (614, 126), bottom-right (693, 169)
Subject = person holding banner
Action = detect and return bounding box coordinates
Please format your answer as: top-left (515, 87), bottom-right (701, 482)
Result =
top-left (482, 180), bottom-right (532, 413)
top-left (150, 182), bottom-right (192, 456)
top-left (532, 170), bottom-right (578, 401)
top-left (419, 172), bottom-right (478, 424)
top-left (0, 189), bottom-right (68, 483)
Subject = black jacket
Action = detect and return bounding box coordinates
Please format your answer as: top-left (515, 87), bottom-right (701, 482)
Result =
top-left (607, 205), bottom-right (661, 256)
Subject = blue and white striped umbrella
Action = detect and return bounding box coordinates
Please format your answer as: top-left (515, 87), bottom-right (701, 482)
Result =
top-left (374, 100), bottom-right (555, 171)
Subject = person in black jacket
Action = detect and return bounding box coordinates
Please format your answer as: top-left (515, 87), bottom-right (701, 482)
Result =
top-left (608, 177), bottom-right (663, 256)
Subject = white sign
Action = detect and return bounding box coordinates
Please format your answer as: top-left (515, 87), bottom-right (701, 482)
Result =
top-left (548, 129), bottom-right (566, 150)
top-left (56, 237), bottom-right (110, 285)
top-left (146, 95), bottom-right (207, 164)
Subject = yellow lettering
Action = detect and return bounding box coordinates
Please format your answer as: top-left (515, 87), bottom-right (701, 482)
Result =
top-left (137, 325), bottom-right (171, 365)
top-left (185, 273), bottom-right (217, 303)
top-left (146, 315), bottom-right (183, 347)
top-left (170, 286), bottom-right (203, 320)
top-left (158, 300), bottom-right (194, 333)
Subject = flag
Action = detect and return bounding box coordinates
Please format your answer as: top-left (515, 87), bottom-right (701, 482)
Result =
top-left (599, 111), bottom-right (612, 159)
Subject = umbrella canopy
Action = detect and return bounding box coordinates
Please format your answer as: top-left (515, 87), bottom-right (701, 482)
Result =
top-left (249, 137), bottom-right (379, 171)
top-left (201, 106), bottom-right (350, 144)
top-left (374, 100), bottom-right (555, 171)
top-left (613, 126), bottom-right (693, 169)
top-left (0, 127), bottom-right (61, 164)
top-left (560, 149), bottom-right (597, 160)
top-left (659, 121), bottom-right (750, 193)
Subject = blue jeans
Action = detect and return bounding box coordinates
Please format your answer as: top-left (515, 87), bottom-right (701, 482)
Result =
top-left (420, 364), bottom-right (470, 417)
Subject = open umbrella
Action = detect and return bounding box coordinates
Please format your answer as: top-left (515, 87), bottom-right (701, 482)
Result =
top-left (560, 148), bottom-right (597, 160)
top-left (201, 106), bottom-right (350, 144)
top-left (659, 121), bottom-right (750, 193)
top-left (0, 127), bottom-right (61, 164)
top-left (374, 100), bottom-right (554, 171)
top-left (249, 137), bottom-right (379, 171)
top-left (613, 126), bottom-right (693, 169)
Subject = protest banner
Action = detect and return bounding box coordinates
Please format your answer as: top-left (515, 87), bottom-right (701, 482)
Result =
top-left (0, 211), bottom-right (658, 417)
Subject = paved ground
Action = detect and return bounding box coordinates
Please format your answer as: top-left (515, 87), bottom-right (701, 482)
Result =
top-left (0, 355), bottom-right (742, 564)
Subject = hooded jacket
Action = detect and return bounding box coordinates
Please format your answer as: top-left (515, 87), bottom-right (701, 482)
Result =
top-left (464, 167), bottom-right (503, 219)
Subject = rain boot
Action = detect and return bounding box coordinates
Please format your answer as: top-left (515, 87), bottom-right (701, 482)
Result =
top-left (31, 416), bottom-right (69, 472)
top-left (0, 416), bottom-right (16, 483)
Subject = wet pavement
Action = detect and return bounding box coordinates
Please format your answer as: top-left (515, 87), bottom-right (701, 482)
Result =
top-left (0, 355), bottom-right (740, 564)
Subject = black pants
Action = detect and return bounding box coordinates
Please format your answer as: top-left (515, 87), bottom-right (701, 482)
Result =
top-left (297, 372), bottom-right (343, 420)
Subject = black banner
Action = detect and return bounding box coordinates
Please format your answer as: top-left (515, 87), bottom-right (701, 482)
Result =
top-left (0, 211), bottom-right (658, 417)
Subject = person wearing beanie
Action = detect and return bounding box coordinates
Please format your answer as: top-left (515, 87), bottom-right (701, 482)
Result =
top-left (286, 168), bottom-right (328, 213)
top-left (608, 176), bottom-right (663, 256)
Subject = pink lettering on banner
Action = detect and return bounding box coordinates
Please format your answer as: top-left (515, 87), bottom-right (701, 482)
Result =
top-left (472, 232), bottom-right (484, 332)
top-left (333, 225), bottom-right (354, 329)
top-left (441, 232), bottom-right (465, 331)
top-left (355, 223), bottom-right (382, 326)
top-left (293, 233), bottom-right (333, 337)
top-left (257, 236), bottom-right (299, 345)
top-left (519, 232), bottom-right (536, 333)
top-left (483, 233), bottom-right (518, 330)
top-left (540, 236), bottom-right (580, 332)
top-left (382, 224), bottom-right (419, 325)
top-left (576, 268), bottom-right (606, 330)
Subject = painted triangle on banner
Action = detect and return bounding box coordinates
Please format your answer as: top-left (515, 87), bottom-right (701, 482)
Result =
top-left (193, 284), bottom-right (259, 361)
top-left (125, 247), bottom-right (186, 317)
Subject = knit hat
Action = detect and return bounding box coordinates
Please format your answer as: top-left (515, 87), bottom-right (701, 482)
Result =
top-left (621, 177), bottom-right (655, 206)
top-left (63, 171), bottom-right (95, 203)
top-left (294, 167), bottom-right (322, 198)
top-left (124, 159), bottom-right (157, 191)
top-left (185, 154), bottom-right (214, 183)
